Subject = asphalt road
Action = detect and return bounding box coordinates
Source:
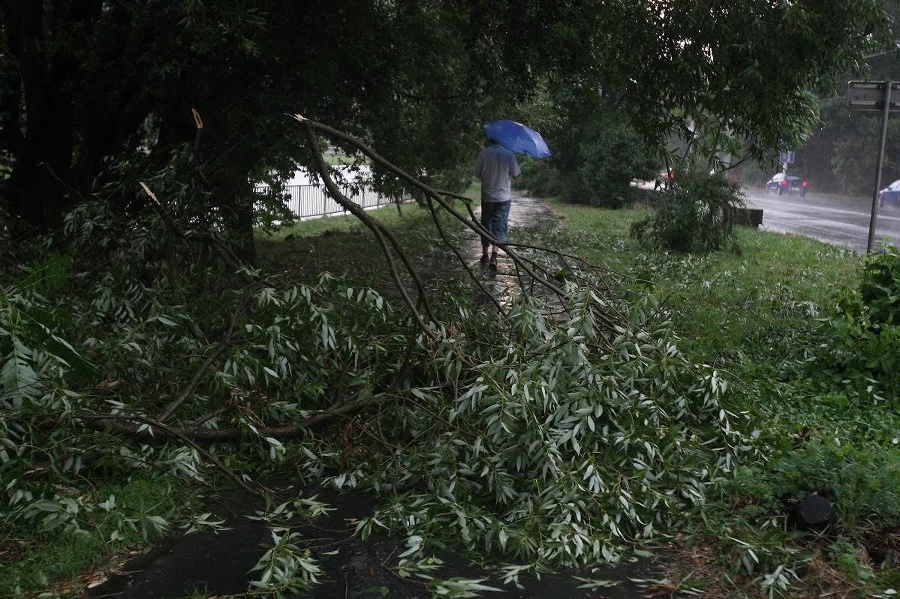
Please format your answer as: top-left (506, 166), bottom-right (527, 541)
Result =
top-left (744, 186), bottom-right (900, 254)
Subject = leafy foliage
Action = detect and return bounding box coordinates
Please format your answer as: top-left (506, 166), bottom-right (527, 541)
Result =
top-left (805, 243), bottom-right (900, 400)
top-left (2, 1), bottom-right (891, 238)
top-left (573, 118), bottom-right (656, 208)
top-left (860, 242), bottom-right (900, 325)
top-left (515, 159), bottom-right (566, 199)
top-left (750, 3), bottom-right (900, 195)
top-left (350, 289), bottom-right (751, 573)
top-left (725, 436), bottom-right (900, 528)
top-left (629, 171), bottom-right (747, 253)
top-left (545, 197), bottom-right (900, 597)
top-left (527, 95), bottom-right (658, 209)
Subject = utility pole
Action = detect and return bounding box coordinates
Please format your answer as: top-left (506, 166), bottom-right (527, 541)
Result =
top-left (847, 80), bottom-right (900, 253)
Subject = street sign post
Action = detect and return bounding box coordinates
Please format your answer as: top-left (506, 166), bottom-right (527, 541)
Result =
top-left (847, 80), bottom-right (900, 252)
top-left (778, 151), bottom-right (795, 175)
top-left (847, 81), bottom-right (900, 111)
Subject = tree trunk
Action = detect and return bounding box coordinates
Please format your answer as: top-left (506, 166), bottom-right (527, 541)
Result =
top-left (3, 1), bottom-right (82, 234)
top-left (233, 193), bottom-right (257, 266)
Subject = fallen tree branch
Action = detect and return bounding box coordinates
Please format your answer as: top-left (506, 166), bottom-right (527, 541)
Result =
top-left (156, 289), bottom-right (252, 423)
top-left (86, 413), bottom-right (265, 497)
top-left (82, 393), bottom-right (388, 442)
top-left (291, 115), bottom-right (571, 309)
top-left (140, 182), bottom-right (247, 273)
top-left (423, 195), bottom-right (506, 316)
top-left (298, 123), bottom-right (439, 341)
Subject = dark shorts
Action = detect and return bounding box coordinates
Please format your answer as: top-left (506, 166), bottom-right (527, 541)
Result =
top-left (480, 200), bottom-right (511, 244)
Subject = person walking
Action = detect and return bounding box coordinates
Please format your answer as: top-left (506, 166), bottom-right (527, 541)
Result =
top-left (474, 136), bottom-right (521, 270)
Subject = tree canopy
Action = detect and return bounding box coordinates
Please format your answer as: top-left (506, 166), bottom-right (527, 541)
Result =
top-left (0, 0), bottom-right (892, 240)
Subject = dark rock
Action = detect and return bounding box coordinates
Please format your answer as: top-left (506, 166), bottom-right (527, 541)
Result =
top-left (795, 493), bottom-right (833, 529)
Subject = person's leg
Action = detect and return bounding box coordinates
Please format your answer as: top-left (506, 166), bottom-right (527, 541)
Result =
top-left (484, 201), bottom-right (510, 269)
top-left (490, 201), bottom-right (510, 267)
top-left (492, 201), bottom-right (511, 247)
top-left (480, 202), bottom-right (496, 262)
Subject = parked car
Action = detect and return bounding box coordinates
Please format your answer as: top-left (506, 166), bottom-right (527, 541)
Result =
top-left (765, 173), bottom-right (807, 196)
top-left (878, 179), bottom-right (900, 207)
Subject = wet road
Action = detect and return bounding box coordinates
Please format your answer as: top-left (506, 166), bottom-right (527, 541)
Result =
top-left (744, 187), bottom-right (900, 254)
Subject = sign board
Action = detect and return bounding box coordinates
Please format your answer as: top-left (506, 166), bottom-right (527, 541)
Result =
top-left (779, 151), bottom-right (795, 165)
top-left (847, 80), bottom-right (900, 111)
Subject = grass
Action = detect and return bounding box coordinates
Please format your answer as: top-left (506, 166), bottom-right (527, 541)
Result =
top-left (0, 479), bottom-right (193, 597)
top-left (543, 196), bottom-right (863, 359)
top-left (537, 195), bottom-right (899, 598)
top-left (254, 200), bottom-right (461, 287)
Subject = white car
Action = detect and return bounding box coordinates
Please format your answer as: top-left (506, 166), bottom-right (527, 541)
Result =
top-left (878, 179), bottom-right (900, 207)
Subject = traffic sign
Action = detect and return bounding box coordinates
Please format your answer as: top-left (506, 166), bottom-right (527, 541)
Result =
top-left (847, 80), bottom-right (900, 111)
top-left (779, 151), bottom-right (795, 165)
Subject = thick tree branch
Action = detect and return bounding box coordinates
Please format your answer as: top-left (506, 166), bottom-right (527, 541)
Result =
top-left (87, 414), bottom-right (264, 498)
top-left (83, 393), bottom-right (387, 442)
top-left (298, 123), bottom-right (439, 341)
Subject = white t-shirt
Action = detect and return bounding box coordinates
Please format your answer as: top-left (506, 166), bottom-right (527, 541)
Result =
top-left (474, 145), bottom-right (521, 202)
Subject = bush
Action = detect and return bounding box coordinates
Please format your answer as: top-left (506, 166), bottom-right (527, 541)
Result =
top-left (810, 243), bottom-right (900, 399)
top-left (515, 101), bottom-right (656, 209)
top-left (860, 242), bottom-right (900, 325)
top-left (726, 441), bottom-right (900, 527)
top-left (515, 159), bottom-right (565, 198)
top-left (629, 170), bottom-right (746, 253)
top-left (571, 121), bottom-right (656, 209)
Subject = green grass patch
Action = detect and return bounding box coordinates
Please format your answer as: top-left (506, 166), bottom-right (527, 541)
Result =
top-left (0, 478), bottom-right (193, 597)
top-left (255, 200), bottom-right (467, 287)
top-left (544, 196), bottom-right (863, 363)
top-left (538, 196), bottom-right (898, 598)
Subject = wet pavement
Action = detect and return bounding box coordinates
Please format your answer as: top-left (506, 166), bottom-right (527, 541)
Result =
top-left (85, 484), bottom-right (665, 599)
top-left (745, 187), bottom-right (900, 254)
top-left (415, 191), bottom-right (564, 313)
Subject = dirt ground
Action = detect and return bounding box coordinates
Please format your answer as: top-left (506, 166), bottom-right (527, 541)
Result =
top-left (84, 193), bottom-right (674, 599)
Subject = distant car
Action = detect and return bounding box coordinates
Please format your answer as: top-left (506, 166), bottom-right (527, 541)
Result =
top-left (878, 179), bottom-right (900, 207)
top-left (765, 173), bottom-right (807, 196)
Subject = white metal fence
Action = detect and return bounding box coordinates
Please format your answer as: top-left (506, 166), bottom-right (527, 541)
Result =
top-left (255, 183), bottom-right (396, 219)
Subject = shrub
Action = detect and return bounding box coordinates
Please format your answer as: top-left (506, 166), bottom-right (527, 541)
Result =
top-left (515, 159), bottom-right (565, 198)
top-left (860, 242), bottom-right (900, 325)
top-left (571, 121), bottom-right (656, 209)
top-left (629, 170), bottom-right (746, 253)
top-left (515, 101), bottom-right (656, 209)
top-left (726, 441), bottom-right (900, 528)
top-left (810, 242), bottom-right (900, 399)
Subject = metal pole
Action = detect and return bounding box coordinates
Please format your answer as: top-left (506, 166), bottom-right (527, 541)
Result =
top-left (867, 81), bottom-right (893, 253)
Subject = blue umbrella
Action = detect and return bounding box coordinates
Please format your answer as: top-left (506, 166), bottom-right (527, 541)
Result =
top-left (482, 120), bottom-right (551, 159)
